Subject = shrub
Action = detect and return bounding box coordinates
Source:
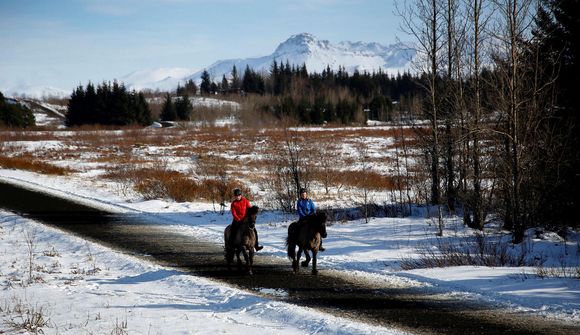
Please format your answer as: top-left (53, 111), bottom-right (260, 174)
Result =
top-left (0, 155), bottom-right (72, 175)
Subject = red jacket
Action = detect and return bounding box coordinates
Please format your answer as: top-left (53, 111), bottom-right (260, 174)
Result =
top-left (231, 197), bottom-right (251, 222)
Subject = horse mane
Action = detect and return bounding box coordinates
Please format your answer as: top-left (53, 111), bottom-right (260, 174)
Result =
top-left (308, 211), bottom-right (327, 229)
top-left (247, 205), bottom-right (259, 216)
top-left (241, 205), bottom-right (259, 227)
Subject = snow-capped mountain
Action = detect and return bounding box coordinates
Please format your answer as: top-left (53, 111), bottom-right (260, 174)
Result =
top-left (4, 33), bottom-right (415, 97)
top-left (125, 33), bottom-right (415, 91)
top-left (185, 33), bottom-right (415, 84)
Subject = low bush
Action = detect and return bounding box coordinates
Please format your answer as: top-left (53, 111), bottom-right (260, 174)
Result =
top-left (399, 233), bottom-right (540, 270)
top-left (0, 155), bottom-right (72, 175)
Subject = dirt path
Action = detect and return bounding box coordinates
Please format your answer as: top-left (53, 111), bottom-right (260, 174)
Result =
top-left (1, 180), bottom-right (578, 335)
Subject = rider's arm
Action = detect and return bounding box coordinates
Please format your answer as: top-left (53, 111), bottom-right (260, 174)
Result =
top-left (309, 199), bottom-right (316, 214)
top-left (231, 203), bottom-right (242, 222)
top-left (297, 200), bottom-right (306, 217)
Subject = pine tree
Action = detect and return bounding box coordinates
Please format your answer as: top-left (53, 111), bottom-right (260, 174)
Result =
top-left (175, 93), bottom-right (193, 121)
top-left (0, 92), bottom-right (35, 128)
top-left (221, 74), bottom-right (229, 93)
top-left (532, 0), bottom-right (580, 226)
top-left (160, 93), bottom-right (177, 121)
top-left (200, 70), bottom-right (211, 95)
top-left (231, 65), bottom-right (240, 91)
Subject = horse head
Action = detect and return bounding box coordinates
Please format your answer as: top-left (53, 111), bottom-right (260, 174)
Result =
top-left (244, 205), bottom-right (259, 228)
top-left (315, 212), bottom-right (327, 238)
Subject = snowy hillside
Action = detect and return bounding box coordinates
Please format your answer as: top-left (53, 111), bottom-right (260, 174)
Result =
top-left (2, 85), bottom-right (70, 100)
top-left (120, 67), bottom-right (198, 92)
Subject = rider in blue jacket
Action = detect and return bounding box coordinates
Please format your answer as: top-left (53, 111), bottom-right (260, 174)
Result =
top-left (296, 187), bottom-right (325, 251)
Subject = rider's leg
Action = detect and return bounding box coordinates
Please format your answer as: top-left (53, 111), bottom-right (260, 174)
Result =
top-left (229, 221), bottom-right (239, 245)
top-left (319, 238), bottom-right (325, 252)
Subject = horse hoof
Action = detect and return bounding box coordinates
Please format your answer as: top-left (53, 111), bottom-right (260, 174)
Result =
top-left (312, 269), bottom-right (318, 275)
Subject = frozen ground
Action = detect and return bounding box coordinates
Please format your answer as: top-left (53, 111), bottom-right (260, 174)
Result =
top-left (0, 169), bottom-right (579, 334)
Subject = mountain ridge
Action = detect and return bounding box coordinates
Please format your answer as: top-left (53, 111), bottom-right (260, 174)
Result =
top-left (6, 33), bottom-right (415, 97)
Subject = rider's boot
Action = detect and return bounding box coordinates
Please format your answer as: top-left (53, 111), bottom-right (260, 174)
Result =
top-left (254, 228), bottom-right (263, 251)
top-left (319, 239), bottom-right (325, 252)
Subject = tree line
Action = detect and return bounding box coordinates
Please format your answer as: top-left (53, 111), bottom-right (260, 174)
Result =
top-left (197, 63), bottom-right (421, 124)
top-left (397, 0), bottom-right (579, 241)
top-left (66, 81), bottom-right (152, 127)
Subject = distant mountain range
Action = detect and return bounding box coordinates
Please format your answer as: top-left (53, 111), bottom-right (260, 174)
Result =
top-left (6, 33), bottom-right (416, 98)
top-left (124, 33), bottom-right (415, 91)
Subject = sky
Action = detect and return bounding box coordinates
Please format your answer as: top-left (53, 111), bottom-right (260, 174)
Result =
top-left (0, 0), bottom-right (405, 94)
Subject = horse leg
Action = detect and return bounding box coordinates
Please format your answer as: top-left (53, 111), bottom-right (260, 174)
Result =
top-left (295, 248), bottom-right (304, 273)
top-left (248, 248), bottom-right (254, 275)
top-left (311, 250), bottom-right (318, 275)
top-left (241, 248), bottom-right (251, 275)
top-left (289, 244), bottom-right (299, 273)
top-left (301, 249), bottom-right (311, 268)
top-left (235, 249), bottom-right (243, 271)
top-left (225, 246), bottom-right (234, 271)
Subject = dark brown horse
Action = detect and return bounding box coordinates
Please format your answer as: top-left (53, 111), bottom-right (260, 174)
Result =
top-left (224, 206), bottom-right (259, 275)
top-left (286, 212), bottom-right (328, 275)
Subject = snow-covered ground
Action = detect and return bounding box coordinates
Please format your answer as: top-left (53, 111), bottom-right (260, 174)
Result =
top-left (1, 168), bottom-right (579, 334)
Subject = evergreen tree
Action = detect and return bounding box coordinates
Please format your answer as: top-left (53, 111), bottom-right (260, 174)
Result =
top-left (231, 65), bottom-right (240, 91)
top-left (200, 70), bottom-right (211, 95)
top-left (175, 93), bottom-right (193, 120)
top-left (181, 79), bottom-right (198, 95)
top-left (533, 0), bottom-right (580, 226)
top-left (221, 74), bottom-right (229, 93)
top-left (242, 66), bottom-right (265, 94)
top-left (65, 81), bottom-right (151, 126)
top-left (210, 82), bottom-right (218, 94)
top-left (311, 96), bottom-right (325, 125)
top-left (160, 93), bottom-right (177, 121)
top-left (0, 92), bottom-right (35, 128)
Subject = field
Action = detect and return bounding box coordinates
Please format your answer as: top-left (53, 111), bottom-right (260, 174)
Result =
top-left (1, 120), bottom-right (579, 334)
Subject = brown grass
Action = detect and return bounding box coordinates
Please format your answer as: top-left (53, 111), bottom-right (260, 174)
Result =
top-left (0, 155), bottom-right (73, 175)
top-left (104, 165), bottom-right (253, 202)
top-left (1, 122), bottom-right (427, 204)
top-left (317, 170), bottom-right (402, 191)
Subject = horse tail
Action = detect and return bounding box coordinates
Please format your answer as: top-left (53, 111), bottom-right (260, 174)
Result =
top-left (287, 236), bottom-right (296, 260)
top-left (286, 222), bottom-right (296, 260)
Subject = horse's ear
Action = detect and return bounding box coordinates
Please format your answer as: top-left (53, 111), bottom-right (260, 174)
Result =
top-left (250, 205), bottom-right (259, 214)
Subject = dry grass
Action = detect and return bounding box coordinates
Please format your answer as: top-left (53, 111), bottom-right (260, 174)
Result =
top-left (104, 165), bottom-right (252, 203)
top-left (0, 155), bottom-right (73, 175)
top-left (1, 123), bottom-right (425, 206)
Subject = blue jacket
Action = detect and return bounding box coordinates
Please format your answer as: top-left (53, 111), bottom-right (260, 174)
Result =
top-left (297, 198), bottom-right (316, 218)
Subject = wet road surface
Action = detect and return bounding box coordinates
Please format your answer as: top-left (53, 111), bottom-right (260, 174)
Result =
top-left (1, 180), bottom-right (578, 334)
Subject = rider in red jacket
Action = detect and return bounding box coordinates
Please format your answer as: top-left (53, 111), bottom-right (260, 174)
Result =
top-left (230, 188), bottom-right (263, 251)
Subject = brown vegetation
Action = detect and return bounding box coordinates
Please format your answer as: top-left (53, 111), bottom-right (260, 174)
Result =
top-left (0, 154), bottom-right (72, 175)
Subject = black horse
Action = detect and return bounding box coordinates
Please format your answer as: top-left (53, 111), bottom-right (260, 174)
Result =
top-left (224, 206), bottom-right (260, 275)
top-left (286, 212), bottom-right (328, 275)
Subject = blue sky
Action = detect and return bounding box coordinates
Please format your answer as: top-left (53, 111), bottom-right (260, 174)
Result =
top-left (1, 0), bottom-right (404, 93)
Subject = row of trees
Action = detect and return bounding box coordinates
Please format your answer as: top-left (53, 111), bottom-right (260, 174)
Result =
top-left (66, 82), bottom-right (152, 127)
top-left (0, 92), bottom-right (35, 128)
top-left (195, 63), bottom-right (420, 124)
top-left (399, 0), bottom-right (578, 240)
